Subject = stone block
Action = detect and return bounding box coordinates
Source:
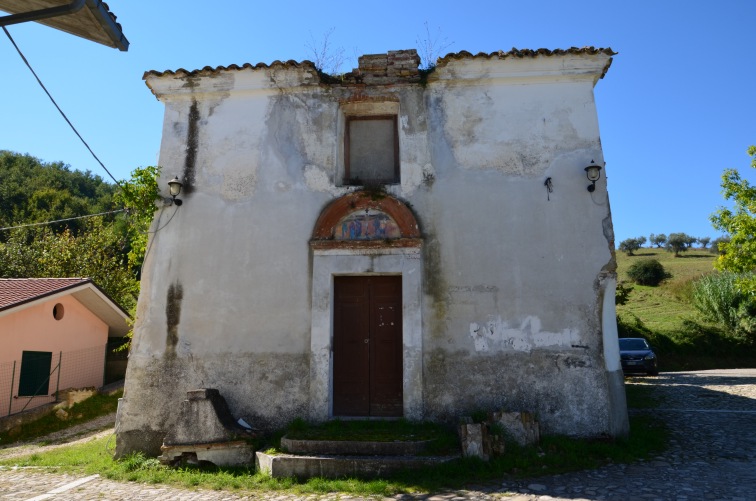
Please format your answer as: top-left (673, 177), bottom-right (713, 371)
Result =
top-left (490, 410), bottom-right (540, 446)
top-left (163, 388), bottom-right (254, 446)
top-left (458, 421), bottom-right (488, 460)
top-left (159, 388), bottom-right (256, 467)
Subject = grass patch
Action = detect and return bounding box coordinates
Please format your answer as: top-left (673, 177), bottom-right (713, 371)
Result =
top-left (0, 390), bottom-right (121, 446)
top-left (624, 380), bottom-right (660, 409)
top-left (616, 249), bottom-right (756, 370)
top-left (0, 411), bottom-right (667, 496)
top-left (281, 418), bottom-right (459, 455)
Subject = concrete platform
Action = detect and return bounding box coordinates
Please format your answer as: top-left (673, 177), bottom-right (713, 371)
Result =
top-left (255, 451), bottom-right (459, 479)
top-left (280, 435), bottom-right (433, 456)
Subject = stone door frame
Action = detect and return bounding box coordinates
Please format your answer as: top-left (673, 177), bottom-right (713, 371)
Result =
top-left (308, 192), bottom-right (423, 421)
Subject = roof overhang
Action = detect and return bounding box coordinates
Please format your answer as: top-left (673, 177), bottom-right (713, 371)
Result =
top-left (0, 0), bottom-right (128, 51)
top-left (0, 281), bottom-right (131, 337)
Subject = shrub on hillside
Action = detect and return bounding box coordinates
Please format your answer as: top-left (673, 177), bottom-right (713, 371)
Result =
top-left (627, 259), bottom-right (669, 286)
top-left (692, 272), bottom-right (756, 339)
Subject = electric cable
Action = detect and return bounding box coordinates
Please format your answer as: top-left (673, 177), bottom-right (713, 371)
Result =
top-left (0, 209), bottom-right (127, 232)
top-left (3, 26), bottom-right (122, 187)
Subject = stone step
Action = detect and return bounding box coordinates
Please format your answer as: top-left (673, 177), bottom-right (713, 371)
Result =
top-left (255, 450), bottom-right (459, 479)
top-left (280, 435), bottom-right (435, 456)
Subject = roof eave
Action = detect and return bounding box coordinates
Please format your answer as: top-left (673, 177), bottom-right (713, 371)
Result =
top-left (0, 280), bottom-right (131, 337)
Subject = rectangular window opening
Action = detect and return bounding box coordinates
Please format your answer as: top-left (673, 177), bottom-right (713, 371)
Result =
top-left (344, 115), bottom-right (399, 185)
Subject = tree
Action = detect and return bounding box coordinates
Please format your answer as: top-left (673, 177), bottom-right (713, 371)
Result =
top-left (698, 237), bottom-right (711, 249)
top-left (619, 237), bottom-right (644, 256)
top-left (0, 151), bottom-right (115, 237)
top-left (113, 165), bottom-right (160, 271)
top-left (666, 232), bottom-right (694, 257)
top-left (710, 146), bottom-right (756, 274)
top-left (0, 219), bottom-right (139, 311)
top-left (710, 236), bottom-right (730, 255)
top-left (650, 233), bottom-right (667, 248)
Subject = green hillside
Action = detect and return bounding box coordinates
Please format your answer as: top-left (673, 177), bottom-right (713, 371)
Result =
top-left (615, 247), bottom-right (756, 370)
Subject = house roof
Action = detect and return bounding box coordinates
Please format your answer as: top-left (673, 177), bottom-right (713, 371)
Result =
top-left (0, 0), bottom-right (128, 51)
top-left (143, 46), bottom-right (616, 80)
top-left (0, 278), bottom-right (131, 337)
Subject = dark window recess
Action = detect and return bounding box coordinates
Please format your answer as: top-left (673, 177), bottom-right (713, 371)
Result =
top-left (345, 116), bottom-right (399, 185)
top-left (18, 351), bottom-right (53, 397)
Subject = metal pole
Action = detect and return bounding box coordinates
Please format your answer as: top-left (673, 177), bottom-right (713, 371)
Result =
top-left (102, 343), bottom-right (108, 388)
top-left (55, 351), bottom-right (62, 403)
top-left (7, 361), bottom-right (15, 417)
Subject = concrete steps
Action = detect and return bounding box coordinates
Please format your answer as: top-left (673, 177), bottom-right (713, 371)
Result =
top-left (255, 434), bottom-right (460, 479)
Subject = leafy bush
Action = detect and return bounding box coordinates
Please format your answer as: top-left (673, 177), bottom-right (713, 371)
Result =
top-left (627, 259), bottom-right (669, 286)
top-left (691, 272), bottom-right (756, 339)
top-left (615, 281), bottom-right (633, 306)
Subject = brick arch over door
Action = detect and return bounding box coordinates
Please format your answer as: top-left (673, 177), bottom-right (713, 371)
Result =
top-left (311, 191), bottom-right (421, 240)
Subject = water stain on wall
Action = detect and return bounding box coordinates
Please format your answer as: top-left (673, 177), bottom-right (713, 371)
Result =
top-left (165, 282), bottom-right (184, 356)
top-left (183, 100), bottom-right (200, 194)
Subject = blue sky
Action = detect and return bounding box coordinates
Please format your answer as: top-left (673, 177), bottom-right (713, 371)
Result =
top-left (1, 0), bottom-right (754, 245)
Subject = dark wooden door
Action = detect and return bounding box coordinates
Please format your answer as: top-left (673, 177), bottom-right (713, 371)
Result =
top-left (333, 276), bottom-right (403, 417)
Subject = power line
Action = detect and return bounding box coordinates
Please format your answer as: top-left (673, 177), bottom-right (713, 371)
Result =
top-left (0, 209), bottom-right (126, 232)
top-left (3, 26), bottom-right (122, 187)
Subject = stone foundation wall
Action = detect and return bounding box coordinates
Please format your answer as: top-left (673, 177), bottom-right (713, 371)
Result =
top-left (116, 352), bottom-right (309, 457)
top-left (423, 349), bottom-right (613, 436)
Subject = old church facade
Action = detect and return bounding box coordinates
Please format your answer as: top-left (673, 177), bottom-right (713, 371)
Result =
top-left (117, 48), bottom-right (627, 456)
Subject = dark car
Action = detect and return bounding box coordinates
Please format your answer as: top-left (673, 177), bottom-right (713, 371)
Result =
top-left (619, 338), bottom-right (658, 376)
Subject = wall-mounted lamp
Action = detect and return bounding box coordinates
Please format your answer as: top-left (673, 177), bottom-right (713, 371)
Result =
top-left (584, 160), bottom-right (602, 192)
top-left (167, 176), bottom-right (184, 206)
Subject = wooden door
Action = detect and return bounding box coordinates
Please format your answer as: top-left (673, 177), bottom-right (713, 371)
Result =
top-left (333, 276), bottom-right (402, 417)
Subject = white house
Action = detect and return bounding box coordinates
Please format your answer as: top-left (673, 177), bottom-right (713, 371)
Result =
top-left (116, 47), bottom-right (627, 457)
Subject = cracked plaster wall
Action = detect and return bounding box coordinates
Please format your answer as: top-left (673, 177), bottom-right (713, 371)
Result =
top-left (118, 53), bottom-right (625, 456)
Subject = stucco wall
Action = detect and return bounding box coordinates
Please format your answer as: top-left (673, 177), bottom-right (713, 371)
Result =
top-left (118, 51), bottom-right (626, 456)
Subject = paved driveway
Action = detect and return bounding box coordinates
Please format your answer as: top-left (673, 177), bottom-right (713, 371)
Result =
top-left (1, 369), bottom-right (754, 500)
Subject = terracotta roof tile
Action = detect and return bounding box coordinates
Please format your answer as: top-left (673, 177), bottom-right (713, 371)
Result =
top-left (436, 46), bottom-right (616, 65)
top-left (143, 60), bottom-right (317, 79)
top-left (0, 278), bottom-right (91, 310)
top-left (143, 47), bottom-right (616, 80)
top-left (436, 47), bottom-right (616, 80)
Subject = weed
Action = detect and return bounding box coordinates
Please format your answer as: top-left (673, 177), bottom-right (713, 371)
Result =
top-left (469, 409), bottom-right (488, 424)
